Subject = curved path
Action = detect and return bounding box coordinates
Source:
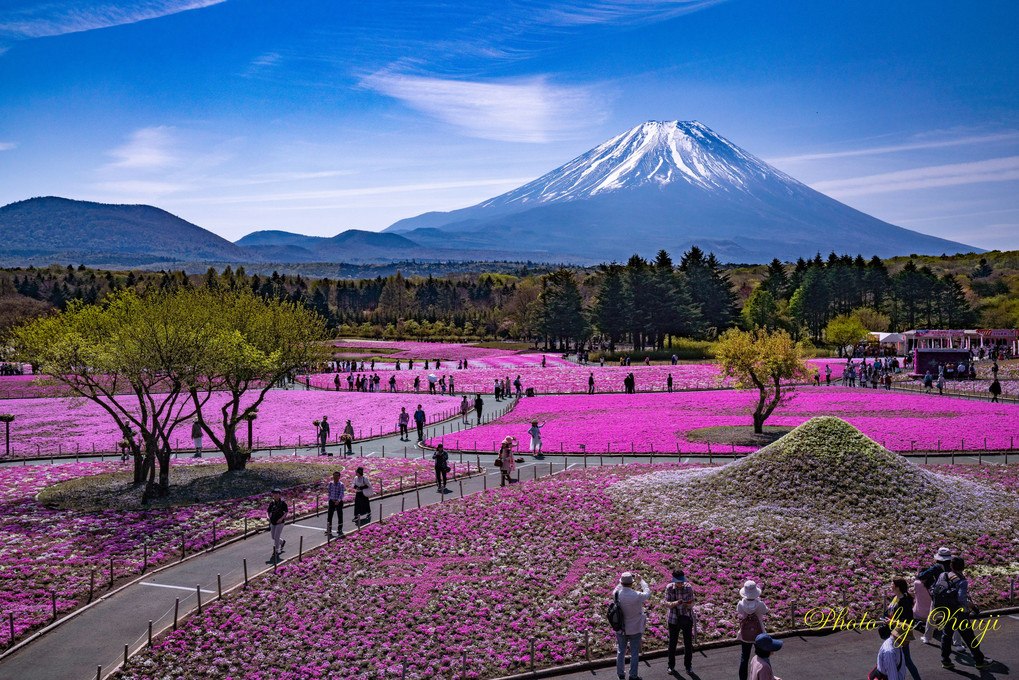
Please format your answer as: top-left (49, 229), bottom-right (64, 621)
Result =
top-left (0, 403), bottom-right (521, 680)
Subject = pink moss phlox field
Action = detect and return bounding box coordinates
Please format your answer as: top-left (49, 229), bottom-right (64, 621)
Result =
top-left (430, 387), bottom-right (1019, 453)
top-left (110, 462), bottom-right (1019, 680)
top-left (0, 391), bottom-right (462, 458)
top-left (311, 363), bottom-right (729, 395)
top-left (332, 340), bottom-right (517, 360)
top-left (0, 456), bottom-right (462, 642)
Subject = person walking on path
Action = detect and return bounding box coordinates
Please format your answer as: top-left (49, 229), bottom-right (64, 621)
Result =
top-left (389, 375), bottom-right (397, 393)
top-left (667, 373), bottom-right (673, 392)
top-left (937, 374), bottom-right (945, 396)
top-left (923, 370), bottom-right (933, 394)
top-left (352, 467), bottom-right (372, 524)
top-left (989, 379), bottom-right (1002, 403)
top-left (474, 394), bottom-right (484, 422)
top-left (498, 436), bottom-right (516, 486)
top-left (414, 376), bottom-right (421, 393)
top-left (334, 374), bottom-right (340, 391)
top-left (748, 634), bottom-right (783, 680)
top-left (514, 375), bottom-right (523, 399)
top-left (937, 557), bottom-right (993, 671)
top-left (664, 569), bottom-right (696, 674)
top-left (736, 580), bottom-right (769, 680)
top-left (875, 623), bottom-right (907, 680)
top-left (884, 579), bottom-right (922, 680)
top-left (341, 420), bottom-right (354, 454)
top-left (528, 420), bottom-right (545, 457)
top-left (266, 488), bottom-right (287, 562)
top-left (612, 571), bottom-right (651, 680)
top-left (191, 419), bottom-right (203, 458)
top-left (326, 471), bottom-right (345, 538)
top-left (414, 405), bottom-right (426, 443)
top-left (589, 372), bottom-right (595, 394)
top-left (825, 364), bottom-right (832, 386)
top-left (317, 415), bottom-right (330, 456)
top-left (916, 547), bottom-right (953, 645)
top-left (433, 443), bottom-right (449, 492)
top-left (398, 407), bottom-right (410, 441)
top-left (460, 395), bottom-right (471, 424)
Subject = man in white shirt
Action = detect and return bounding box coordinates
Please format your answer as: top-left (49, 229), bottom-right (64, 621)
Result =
top-left (612, 572), bottom-right (651, 680)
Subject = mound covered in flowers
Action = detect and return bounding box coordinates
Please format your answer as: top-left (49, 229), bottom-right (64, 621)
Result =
top-left (112, 422), bottom-right (1019, 680)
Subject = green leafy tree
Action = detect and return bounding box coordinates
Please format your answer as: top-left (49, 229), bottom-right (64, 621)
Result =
top-left (188, 290), bottom-right (330, 471)
top-left (715, 328), bottom-right (811, 433)
top-left (824, 314), bottom-right (869, 357)
top-left (741, 286), bottom-right (781, 331)
top-left (13, 291), bottom-right (213, 497)
top-left (536, 269), bottom-right (588, 350)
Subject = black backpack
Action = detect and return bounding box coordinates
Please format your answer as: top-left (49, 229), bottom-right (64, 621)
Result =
top-left (931, 573), bottom-right (962, 608)
top-left (607, 592), bottom-right (624, 632)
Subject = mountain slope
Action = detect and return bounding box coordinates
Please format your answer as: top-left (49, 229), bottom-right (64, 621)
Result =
top-left (0, 197), bottom-right (251, 263)
top-left (386, 121), bottom-right (978, 262)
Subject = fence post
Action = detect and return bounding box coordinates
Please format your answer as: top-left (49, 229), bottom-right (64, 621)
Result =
top-left (51, 591), bottom-right (57, 620)
top-left (585, 631), bottom-right (590, 661)
top-left (89, 571), bottom-right (95, 603)
top-left (148, 619), bottom-right (153, 647)
top-left (196, 585), bottom-right (202, 613)
top-left (530, 638), bottom-right (536, 673)
top-left (462, 650), bottom-right (467, 680)
top-left (173, 597), bottom-right (179, 630)
top-left (124, 643), bottom-right (129, 666)
top-left (217, 574), bottom-right (223, 600)
top-left (8, 612), bottom-right (13, 645)
top-left (143, 543), bottom-right (147, 572)
top-left (299, 536), bottom-right (304, 562)
top-left (109, 557), bottom-right (114, 589)
top-left (243, 559), bottom-right (248, 588)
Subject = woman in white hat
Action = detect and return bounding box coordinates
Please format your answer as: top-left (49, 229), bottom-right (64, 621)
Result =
top-left (915, 547), bottom-right (956, 647)
top-left (498, 436), bottom-right (517, 486)
top-left (736, 580), bottom-right (770, 680)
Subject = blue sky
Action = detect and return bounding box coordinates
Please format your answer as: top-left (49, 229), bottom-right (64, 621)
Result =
top-left (1, 0), bottom-right (1017, 251)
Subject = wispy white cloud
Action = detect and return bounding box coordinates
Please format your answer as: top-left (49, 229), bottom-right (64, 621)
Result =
top-left (92, 179), bottom-right (193, 195)
top-left (0, 0), bottom-right (226, 41)
top-left (771, 132), bottom-right (1019, 163)
top-left (105, 126), bottom-right (179, 170)
top-left (178, 177), bottom-right (536, 204)
top-left (812, 156), bottom-right (1019, 198)
top-left (361, 72), bottom-right (604, 143)
top-left (0, 141), bottom-right (17, 151)
top-left (537, 0), bottom-right (727, 26)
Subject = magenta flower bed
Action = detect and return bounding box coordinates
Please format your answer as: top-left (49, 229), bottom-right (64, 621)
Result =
top-left (0, 391), bottom-right (463, 458)
top-left (110, 461), bottom-right (1019, 680)
top-left (310, 363), bottom-right (729, 395)
top-left (430, 387), bottom-right (1019, 453)
top-left (333, 340), bottom-right (519, 360)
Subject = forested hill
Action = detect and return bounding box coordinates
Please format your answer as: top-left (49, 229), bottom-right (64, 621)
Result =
top-left (0, 197), bottom-right (252, 264)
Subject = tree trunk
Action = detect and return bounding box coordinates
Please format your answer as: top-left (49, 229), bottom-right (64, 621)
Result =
top-left (753, 411), bottom-right (765, 434)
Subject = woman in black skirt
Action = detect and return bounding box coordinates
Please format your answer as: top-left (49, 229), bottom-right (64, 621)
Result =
top-left (352, 466), bottom-right (371, 523)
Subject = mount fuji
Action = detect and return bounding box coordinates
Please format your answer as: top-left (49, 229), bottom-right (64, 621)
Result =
top-left (384, 121), bottom-right (977, 263)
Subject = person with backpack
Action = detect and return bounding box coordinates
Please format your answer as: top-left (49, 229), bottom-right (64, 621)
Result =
top-left (935, 557), bottom-right (992, 671)
top-left (398, 407), bottom-right (410, 442)
top-left (663, 569), bottom-right (696, 675)
top-left (916, 547), bottom-right (953, 646)
top-left (989, 379), bottom-right (1002, 403)
top-left (460, 395), bottom-right (471, 424)
top-left (883, 579), bottom-right (922, 680)
top-left (611, 572), bottom-right (651, 680)
top-left (736, 580), bottom-right (769, 680)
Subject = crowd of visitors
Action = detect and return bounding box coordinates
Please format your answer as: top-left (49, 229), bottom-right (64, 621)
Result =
top-left (598, 544), bottom-right (994, 680)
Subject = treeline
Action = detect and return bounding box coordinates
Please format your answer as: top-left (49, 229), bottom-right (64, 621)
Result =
top-left (0, 247), bottom-right (1009, 351)
top-left (745, 253), bottom-right (976, 342)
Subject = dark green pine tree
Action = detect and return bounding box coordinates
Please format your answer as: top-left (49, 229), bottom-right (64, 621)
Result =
top-left (761, 258), bottom-right (790, 299)
top-left (679, 248), bottom-right (738, 334)
top-left (593, 264), bottom-right (627, 351)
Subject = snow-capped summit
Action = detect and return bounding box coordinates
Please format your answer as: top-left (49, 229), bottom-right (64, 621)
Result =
top-left (384, 121), bottom-right (977, 263)
top-left (482, 120), bottom-right (795, 207)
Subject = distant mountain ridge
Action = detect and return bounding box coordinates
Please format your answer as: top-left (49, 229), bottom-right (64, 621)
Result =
top-left (385, 120), bottom-right (978, 262)
top-left (0, 196), bottom-right (251, 263)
